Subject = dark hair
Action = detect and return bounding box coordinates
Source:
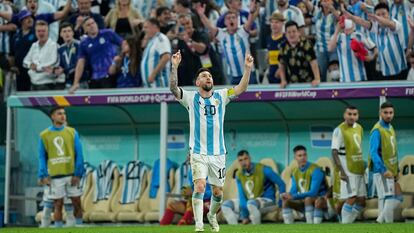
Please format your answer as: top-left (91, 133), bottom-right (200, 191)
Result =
top-left (59, 21), bottom-right (73, 34)
top-left (147, 18), bottom-right (160, 29)
top-left (293, 145), bottom-right (306, 153)
top-left (374, 2), bottom-right (389, 13)
top-left (196, 67), bottom-right (211, 77)
top-left (35, 20), bottom-right (48, 28)
top-left (346, 105), bottom-right (358, 111)
top-left (285, 20), bottom-right (299, 31)
top-left (124, 35), bottom-right (142, 76)
top-left (237, 150), bottom-right (249, 157)
top-left (192, 0), bottom-right (221, 17)
top-left (380, 101), bottom-right (394, 109)
top-left (156, 6), bottom-right (170, 17)
top-left (49, 106), bottom-right (65, 117)
top-left (176, 0), bottom-right (191, 8)
top-left (328, 60), bottom-right (339, 67)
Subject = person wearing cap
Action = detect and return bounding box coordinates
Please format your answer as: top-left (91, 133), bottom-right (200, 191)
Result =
top-left (328, 17), bottom-right (377, 82)
top-left (23, 20), bottom-right (64, 90)
top-left (9, 10), bottom-right (36, 91)
top-left (68, 0), bottom-right (105, 39)
top-left (266, 12), bottom-right (286, 85)
top-left (69, 17), bottom-right (123, 93)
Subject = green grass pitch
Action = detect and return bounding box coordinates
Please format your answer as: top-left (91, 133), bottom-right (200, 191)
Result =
top-left (2, 223), bottom-right (414, 233)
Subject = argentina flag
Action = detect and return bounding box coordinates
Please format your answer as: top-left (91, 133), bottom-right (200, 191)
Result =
top-left (310, 125), bottom-right (333, 148)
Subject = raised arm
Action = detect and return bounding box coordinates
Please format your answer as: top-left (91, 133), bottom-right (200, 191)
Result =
top-left (54, 0), bottom-right (72, 21)
top-left (368, 13), bottom-right (396, 31)
top-left (342, 6), bottom-right (371, 30)
top-left (195, 3), bottom-right (218, 37)
top-left (170, 50), bottom-right (182, 99)
top-left (0, 10), bottom-right (12, 22)
top-left (328, 24), bottom-right (341, 52)
top-left (233, 54), bottom-right (254, 96)
top-left (243, 0), bottom-right (260, 32)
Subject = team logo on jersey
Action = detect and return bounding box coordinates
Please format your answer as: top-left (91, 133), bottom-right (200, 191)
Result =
top-left (298, 178), bottom-right (307, 193)
top-left (99, 37), bottom-right (106, 44)
top-left (245, 180), bottom-right (255, 199)
top-left (53, 136), bottom-right (65, 156)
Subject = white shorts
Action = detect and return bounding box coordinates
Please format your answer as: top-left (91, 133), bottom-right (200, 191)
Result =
top-left (340, 175), bottom-right (367, 199)
top-left (373, 173), bottom-right (395, 199)
top-left (43, 186), bottom-right (72, 204)
top-left (49, 176), bottom-right (82, 200)
top-left (224, 197), bottom-right (275, 215)
top-left (190, 154), bottom-right (226, 187)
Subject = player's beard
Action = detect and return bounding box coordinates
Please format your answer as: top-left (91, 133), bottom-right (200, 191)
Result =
top-left (202, 83), bottom-right (213, 91)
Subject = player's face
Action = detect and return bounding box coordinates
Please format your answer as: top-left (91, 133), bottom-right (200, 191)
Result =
top-left (294, 150), bottom-right (308, 167)
top-left (196, 71), bottom-right (214, 91)
top-left (344, 109), bottom-right (359, 126)
top-left (52, 109), bottom-right (67, 125)
top-left (380, 107), bottom-right (394, 123)
top-left (238, 154), bottom-right (251, 170)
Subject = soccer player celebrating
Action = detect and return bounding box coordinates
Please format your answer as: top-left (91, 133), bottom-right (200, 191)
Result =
top-left (169, 50), bottom-right (254, 232)
top-left (332, 106), bottom-right (366, 223)
top-left (369, 101), bottom-right (403, 223)
top-left (221, 150), bottom-right (286, 225)
top-left (281, 145), bottom-right (328, 224)
top-left (38, 107), bottom-right (84, 228)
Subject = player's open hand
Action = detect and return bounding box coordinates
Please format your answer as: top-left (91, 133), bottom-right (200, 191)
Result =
top-left (171, 50), bottom-right (182, 69)
top-left (383, 170), bottom-right (393, 178)
top-left (244, 54), bottom-right (254, 70)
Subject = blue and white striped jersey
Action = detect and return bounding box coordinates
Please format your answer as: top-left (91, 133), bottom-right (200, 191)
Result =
top-left (216, 27), bottom-right (252, 78)
top-left (337, 32), bottom-right (375, 82)
top-left (178, 88), bottom-right (236, 156)
top-left (313, 8), bottom-right (336, 53)
top-left (390, 2), bottom-right (410, 49)
top-left (141, 32), bottom-right (171, 88)
top-left (0, 3), bottom-right (12, 54)
top-left (274, 5), bottom-right (305, 27)
top-left (370, 20), bottom-right (407, 76)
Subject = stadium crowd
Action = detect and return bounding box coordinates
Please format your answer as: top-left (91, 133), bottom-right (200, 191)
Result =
top-left (0, 0), bottom-right (414, 92)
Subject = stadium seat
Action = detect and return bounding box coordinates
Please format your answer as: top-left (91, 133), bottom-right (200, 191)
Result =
top-left (141, 169), bottom-right (176, 222)
top-left (113, 169), bottom-right (150, 222)
top-left (84, 167), bottom-right (120, 222)
top-left (399, 155), bottom-right (414, 219)
top-left (259, 158), bottom-right (280, 174)
top-left (315, 157), bottom-right (334, 187)
top-left (280, 160), bottom-right (298, 192)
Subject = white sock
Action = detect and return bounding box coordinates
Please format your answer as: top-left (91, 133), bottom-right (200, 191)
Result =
top-left (383, 196), bottom-right (402, 223)
top-left (40, 204), bottom-right (52, 228)
top-left (192, 192), bottom-right (204, 228)
top-left (376, 198), bottom-right (385, 223)
top-left (208, 194), bottom-right (223, 216)
top-left (341, 203), bottom-right (353, 224)
top-left (305, 205), bottom-right (314, 224)
top-left (350, 204), bottom-right (364, 223)
top-left (221, 200), bottom-right (239, 225)
top-left (64, 204), bottom-right (75, 227)
top-left (282, 208), bottom-right (294, 224)
top-left (247, 200), bottom-right (261, 224)
top-left (313, 208), bottom-right (323, 224)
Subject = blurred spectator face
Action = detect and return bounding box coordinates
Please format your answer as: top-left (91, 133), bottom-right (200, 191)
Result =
top-left (78, 0), bottom-right (92, 15)
top-left (174, 2), bottom-right (186, 13)
top-left (118, 0), bottom-right (130, 7)
top-left (121, 40), bottom-right (130, 54)
top-left (35, 24), bottom-right (49, 43)
top-left (60, 26), bottom-right (74, 43)
top-left (158, 9), bottom-right (172, 25)
top-left (224, 12), bottom-right (238, 31)
top-left (22, 16), bottom-right (34, 29)
top-left (178, 15), bottom-right (193, 34)
top-left (196, 71), bottom-right (213, 91)
top-left (83, 18), bottom-right (99, 36)
top-left (321, 0), bottom-right (334, 9)
top-left (237, 152), bottom-right (251, 171)
top-left (26, 0), bottom-right (39, 15)
top-left (270, 19), bottom-right (284, 34)
top-left (327, 62), bottom-right (340, 82)
top-left (278, 0), bottom-right (288, 8)
top-left (393, 0), bottom-right (403, 4)
top-left (227, 0), bottom-right (242, 11)
top-left (143, 21), bottom-right (159, 38)
top-left (375, 8), bottom-right (389, 19)
top-left (297, 2), bottom-right (308, 15)
top-left (286, 25), bottom-right (300, 45)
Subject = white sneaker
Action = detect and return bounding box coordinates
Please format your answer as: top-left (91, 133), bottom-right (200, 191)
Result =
top-left (195, 223), bottom-right (204, 232)
top-left (207, 213), bottom-right (219, 232)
